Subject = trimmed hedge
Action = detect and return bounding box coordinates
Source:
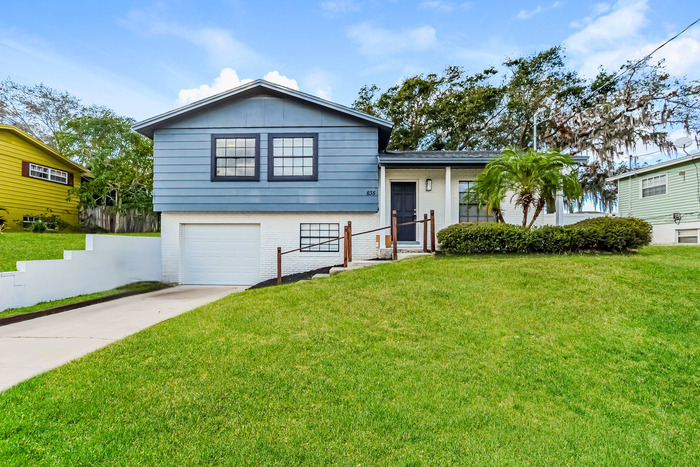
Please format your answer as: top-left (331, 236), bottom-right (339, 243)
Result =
top-left (437, 217), bottom-right (652, 254)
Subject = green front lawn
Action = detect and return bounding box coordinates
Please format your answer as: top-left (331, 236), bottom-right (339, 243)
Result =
top-left (0, 231), bottom-right (160, 272)
top-left (1, 247), bottom-right (698, 464)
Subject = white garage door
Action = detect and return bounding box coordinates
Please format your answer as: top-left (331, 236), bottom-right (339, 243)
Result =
top-left (182, 224), bottom-right (261, 285)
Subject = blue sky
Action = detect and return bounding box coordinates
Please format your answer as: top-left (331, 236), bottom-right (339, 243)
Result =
top-left (1, 0), bottom-right (698, 133)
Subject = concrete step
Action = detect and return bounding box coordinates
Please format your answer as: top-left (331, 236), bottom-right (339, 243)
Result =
top-left (312, 273), bottom-right (330, 279)
top-left (329, 260), bottom-right (388, 275)
top-left (397, 252), bottom-right (432, 260)
top-left (378, 248), bottom-right (432, 259)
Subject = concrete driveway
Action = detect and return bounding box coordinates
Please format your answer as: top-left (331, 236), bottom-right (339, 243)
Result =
top-left (0, 285), bottom-right (244, 392)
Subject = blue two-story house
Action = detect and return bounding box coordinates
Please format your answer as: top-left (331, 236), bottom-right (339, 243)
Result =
top-left (135, 80), bottom-right (537, 285)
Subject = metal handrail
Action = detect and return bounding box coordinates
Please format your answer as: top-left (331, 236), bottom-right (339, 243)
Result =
top-left (276, 209), bottom-right (436, 284)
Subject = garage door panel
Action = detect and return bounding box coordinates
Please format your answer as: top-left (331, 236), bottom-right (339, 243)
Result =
top-left (182, 224), bottom-right (260, 285)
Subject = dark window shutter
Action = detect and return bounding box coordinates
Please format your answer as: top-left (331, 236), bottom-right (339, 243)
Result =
top-left (67, 172), bottom-right (74, 186)
top-left (22, 161), bottom-right (29, 177)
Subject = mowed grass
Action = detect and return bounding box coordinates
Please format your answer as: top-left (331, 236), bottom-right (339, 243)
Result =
top-left (0, 232), bottom-right (86, 271)
top-left (0, 231), bottom-right (161, 272)
top-left (1, 247), bottom-right (698, 465)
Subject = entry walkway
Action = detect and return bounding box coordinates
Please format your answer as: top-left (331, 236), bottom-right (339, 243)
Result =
top-left (0, 285), bottom-right (244, 392)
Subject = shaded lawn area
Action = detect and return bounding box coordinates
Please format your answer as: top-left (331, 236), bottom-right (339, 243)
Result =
top-left (0, 232), bottom-right (160, 272)
top-left (0, 247), bottom-right (698, 464)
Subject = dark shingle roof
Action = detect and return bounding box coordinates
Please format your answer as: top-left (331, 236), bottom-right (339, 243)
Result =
top-left (379, 150), bottom-right (501, 166)
top-left (379, 150), bottom-right (589, 165)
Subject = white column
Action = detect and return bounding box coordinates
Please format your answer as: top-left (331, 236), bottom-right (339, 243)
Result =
top-left (555, 190), bottom-right (564, 226)
top-left (379, 166), bottom-right (387, 227)
top-left (555, 166), bottom-right (565, 226)
top-left (444, 166), bottom-right (452, 228)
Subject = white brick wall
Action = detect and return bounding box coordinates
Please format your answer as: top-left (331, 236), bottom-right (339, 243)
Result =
top-left (161, 212), bottom-right (381, 283)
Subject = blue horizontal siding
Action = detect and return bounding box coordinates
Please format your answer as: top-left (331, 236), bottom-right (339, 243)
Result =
top-left (152, 95), bottom-right (380, 213)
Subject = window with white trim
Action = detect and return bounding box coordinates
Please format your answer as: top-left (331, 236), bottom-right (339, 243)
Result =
top-left (29, 163), bottom-right (68, 184)
top-left (300, 223), bottom-right (339, 252)
top-left (211, 134), bottom-right (260, 181)
top-left (641, 174), bottom-right (666, 198)
top-left (268, 134), bottom-right (318, 181)
top-left (677, 229), bottom-right (698, 244)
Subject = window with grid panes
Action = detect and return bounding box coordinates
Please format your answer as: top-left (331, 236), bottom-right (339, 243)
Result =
top-left (459, 181), bottom-right (496, 222)
top-left (300, 223), bottom-right (339, 252)
top-left (269, 134), bottom-right (317, 181)
top-left (29, 163), bottom-right (68, 184)
top-left (211, 134), bottom-right (259, 181)
top-left (641, 174), bottom-right (666, 197)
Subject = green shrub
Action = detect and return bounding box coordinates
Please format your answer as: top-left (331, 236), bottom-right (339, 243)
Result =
top-left (31, 219), bottom-right (47, 233)
top-left (438, 217), bottom-right (652, 254)
top-left (23, 214), bottom-right (71, 232)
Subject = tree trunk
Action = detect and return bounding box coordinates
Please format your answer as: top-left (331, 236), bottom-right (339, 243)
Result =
top-left (528, 199), bottom-right (546, 228)
top-left (495, 209), bottom-right (505, 223)
top-left (522, 202), bottom-right (530, 227)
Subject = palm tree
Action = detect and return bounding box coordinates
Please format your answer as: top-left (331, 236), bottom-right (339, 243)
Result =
top-left (471, 148), bottom-right (582, 227)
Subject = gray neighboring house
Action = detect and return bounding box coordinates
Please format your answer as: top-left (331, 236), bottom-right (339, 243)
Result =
top-left (608, 153), bottom-right (700, 244)
top-left (134, 80), bottom-right (583, 285)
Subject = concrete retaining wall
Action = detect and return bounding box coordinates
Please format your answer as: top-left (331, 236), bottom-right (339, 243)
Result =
top-left (0, 235), bottom-right (161, 311)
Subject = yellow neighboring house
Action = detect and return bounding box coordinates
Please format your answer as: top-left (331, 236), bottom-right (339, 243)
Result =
top-left (0, 124), bottom-right (87, 231)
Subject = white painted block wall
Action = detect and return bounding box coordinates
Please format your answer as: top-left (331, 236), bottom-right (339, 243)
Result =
top-left (651, 220), bottom-right (700, 244)
top-left (0, 235), bottom-right (161, 312)
top-left (161, 212), bottom-right (380, 283)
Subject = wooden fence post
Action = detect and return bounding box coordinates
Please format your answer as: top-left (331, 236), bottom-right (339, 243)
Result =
top-left (430, 210), bottom-right (436, 253)
top-left (277, 247), bottom-right (282, 285)
top-left (391, 210), bottom-right (398, 261)
top-left (347, 221), bottom-right (352, 263)
top-left (343, 225), bottom-right (349, 268)
top-left (423, 214), bottom-right (428, 253)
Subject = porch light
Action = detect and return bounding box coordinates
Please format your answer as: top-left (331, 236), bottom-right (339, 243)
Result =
top-left (426, 179), bottom-right (432, 191)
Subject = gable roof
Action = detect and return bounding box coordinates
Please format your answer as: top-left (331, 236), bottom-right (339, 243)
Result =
top-left (379, 150), bottom-right (589, 166)
top-left (606, 152), bottom-right (700, 181)
top-left (0, 124), bottom-right (87, 173)
top-left (133, 79), bottom-right (394, 150)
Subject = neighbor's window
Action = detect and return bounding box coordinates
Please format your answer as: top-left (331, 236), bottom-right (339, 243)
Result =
top-left (677, 229), bottom-right (698, 244)
top-left (211, 134), bottom-right (260, 181)
top-left (300, 223), bottom-right (339, 252)
top-left (268, 134), bottom-right (318, 181)
top-left (459, 181), bottom-right (496, 223)
top-left (641, 174), bottom-right (667, 198)
top-left (22, 215), bottom-right (38, 227)
top-left (29, 163), bottom-right (68, 184)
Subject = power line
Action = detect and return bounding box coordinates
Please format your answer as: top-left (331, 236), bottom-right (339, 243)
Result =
top-left (576, 16), bottom-right (700, 108)
top-left (545, 15), bottom-right (700, 137)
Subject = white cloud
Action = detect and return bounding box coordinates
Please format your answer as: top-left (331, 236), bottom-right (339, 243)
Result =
top-left (303, 70), bottom-right (334, 101)
top-left (515, 1), bottom-right (561, 20)
top-left (123, 11), bottom-right (261, 69)
top-left (176, 69), bottom-right (299, 105)
top-left (347, 23), bottom-right (438, 59)
top-left (564, 0), bottom-right (700, 79)
top-left (565, 1), bottom-right (648, 56)
top-left (419, 1), bottom-right (472, 12)
top-left (262, 71), bottom-right (299, 90)
top-left (318, 1), bottom-right (361, 17)
top-left (570, 3), bottom-right (612, 29)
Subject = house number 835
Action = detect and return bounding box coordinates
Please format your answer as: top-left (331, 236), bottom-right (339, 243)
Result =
top-left (366, 190), bottom-right (377, 196)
